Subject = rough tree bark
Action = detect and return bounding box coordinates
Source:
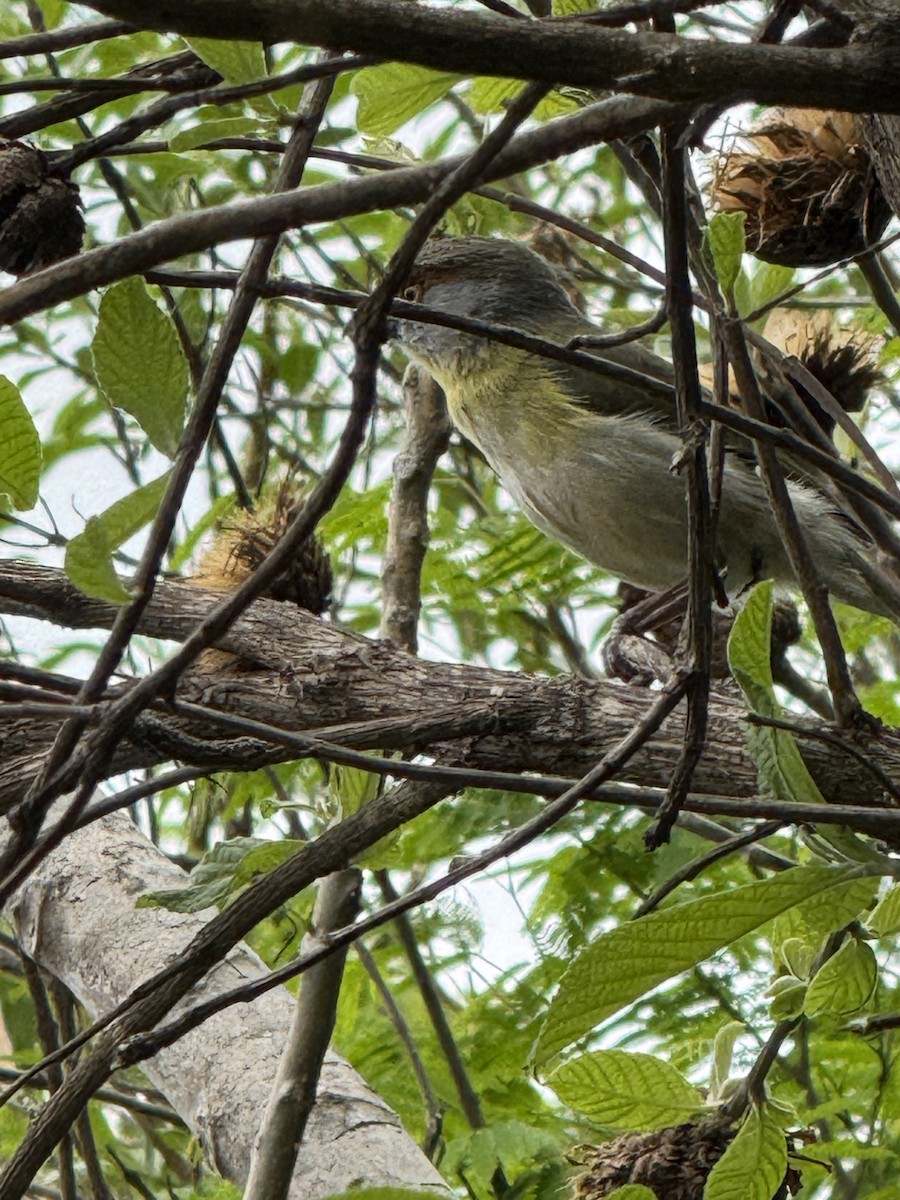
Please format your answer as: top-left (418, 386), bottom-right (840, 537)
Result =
top-left (1, 810), bottom-right (449, 1198)
top-left (2, 562), bottom-right (899, 830)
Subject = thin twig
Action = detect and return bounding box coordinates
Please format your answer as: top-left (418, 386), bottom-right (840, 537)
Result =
top-left (376, 871), bottom-right (486, 1131)
top-left (0, 18), bottom-right (134, 59)
top-left (634, 820), bottom-right (783, 916)
top-left (647, 124), bottom-right (713, 847)
top-left (243, 868), bottom-right (361, 1200)
top-left (355, 941), bottom-right (444, 1157)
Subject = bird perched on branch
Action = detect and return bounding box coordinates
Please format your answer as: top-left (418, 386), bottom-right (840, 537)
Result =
top-left (395, 235), bottom-right (900, 621)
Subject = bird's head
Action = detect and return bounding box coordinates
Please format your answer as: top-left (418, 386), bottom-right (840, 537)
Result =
top-left (393, 236), bottom-right (581, 378)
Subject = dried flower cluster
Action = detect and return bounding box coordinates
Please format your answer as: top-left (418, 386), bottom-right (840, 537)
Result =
top-left (0, 139), bottom-right (83, 275)
top-left (712, 109), bottom-right (890, 267)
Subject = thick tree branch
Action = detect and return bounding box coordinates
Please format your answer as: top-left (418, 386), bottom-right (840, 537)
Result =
top-left (2, 811), bottom-right (448, 1198)
top-left (75, 0), bottom-right (900, 113)
top-left (0, 94), bottom-right (671, 328)
top-left (2, 562), bottom-right (899, 824)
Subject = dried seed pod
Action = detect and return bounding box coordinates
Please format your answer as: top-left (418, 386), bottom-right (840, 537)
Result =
top-left (762, 308), bottom-right (881, 421)
top-left (570, 1120), bottom-right (796, 1200)
top-left (193, 479), bottom-right (333, 615)
top-left (711, 109), bottom-right (890, 267)
top-left (0, 139), bottom-right (84, 275)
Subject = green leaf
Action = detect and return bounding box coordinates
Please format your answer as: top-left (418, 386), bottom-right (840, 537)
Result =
top-left (602, 1190), bottom-right (658, 1200)
top-left (466, 76), bottom-right (579, 119)
top-left (868, 883), bottom-right (900, 937)
top-left (92, 278), bottom-right (189, 458)
top-left (352, 63), bottom-right (460, 136)
top-left (64, 472), bottom-right (171, 603)
top-left (729, 584), bottom-right (884, 861)
top-left (726, 581), bottom-right (776, 714)
top-left (280, 341), bottom-right (320, 392)
top-left (182, 1180), bottom-right (242, 1200)
top-left (711, 1022), bottom-right (744, 1098)
top-left (329, 757), bottom-right (382, 821)
top-left (804, 937), bottom-right (878, 1017)
top-left (184, 36), bottom-right (266, 83)
top-left (738, 262), bottom-right (796, 319)
top-left (767, 976), bottom-right (807, 1021)
top-left (0, 375), bottom-right (40, 511)
top-left (549, 1050), bottom-right (703, 1130)
top-left (138, 836), bottom-right (301, 912)
top-left (552, 0), bottom-right (597, 11)
top-left (443, 1122), bottom-right (558, 1195)
top-left (771, 876), bottom-right (878, 958)
top-left (703, 1107), bottom-right (786, 1200)
top-left (727, 584), bottom-right (818, 800)
top-left (706, 212), bottom-right (746, 298)
top-left (536, 864), bottom-right (879, 1064)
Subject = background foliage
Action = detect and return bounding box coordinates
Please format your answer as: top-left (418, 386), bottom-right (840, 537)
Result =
top-left (3, 2), bottom-right (900, 1198)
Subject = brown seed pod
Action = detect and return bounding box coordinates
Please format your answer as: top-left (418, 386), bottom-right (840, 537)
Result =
top-left (711, 109), bottom-right (890, 267)
top-left (193, 479), bottom-right (333, 615)
top-left (762, 308), bottom-right (881, 422)
top-left (570, 1120), bottom-right (797, 1200)
top-left (0, 139), bottom-right (84, 276)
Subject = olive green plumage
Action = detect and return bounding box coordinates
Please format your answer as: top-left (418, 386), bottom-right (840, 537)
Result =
top-left (397, 235), bottom-right (899, 620)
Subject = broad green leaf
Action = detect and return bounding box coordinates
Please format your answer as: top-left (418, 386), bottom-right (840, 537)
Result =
top-left (138, 836), bottom-right (300, 912)
top-left (352, 63), bottom-right (460, 136)
top-left (728, 580), bottom-right (805, 816)
top-left (467, 77), bottom-right (579, 119)
top-left (777, 937), bottom-right (815, 980)
top-left (443, 1122), bottom-right (557, 1195)
top-left (711, 1022), bottom-right (744, 1098)
top-left (184, 37), bottom-right (266, 83)
top-left (0, 375), bottom-right (40, 510)
top-left (736, 261), bottom-right (795, 320)
top-left (65, 471), bottom-right (171, 603)
top-left (727, 581), bottom-right (776, 714)
top-left (868, 883), bottom-right (900, 936)
top-left (770, 874), bottom-right (877, 964)
top-left (728, 584), bottom-right (879, 861)
top-left (553, 0), bottom-right (597, 11)
top-left (92, 278), bottom-right (189, 458)
top-left (549, 1050), bottom-right (703, 1129)
top-left (804, 937), bottom-right (878, 1017)
top-left (707, 212), bottom-right (746, 298)
top-left (329, 757), bottom-right (381, 820)
top-left (280, 341), bottom-right (321, 392)
top-left (0, 971), bottom-right (37, 1054)
top-left (232, 840), bottom-right (303, 888)
top-left (603, 1190), bottom-right (658, 1200)
top-left (536, 864), bottom-right (878, 1064)
top-left (767, 976), bottom-right (807, 1021)
top-left (703, 1107), bottom-right (786, 1200)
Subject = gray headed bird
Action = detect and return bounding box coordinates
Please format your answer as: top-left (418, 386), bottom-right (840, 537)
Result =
top-left (396, 236), bottom-right (900, 621)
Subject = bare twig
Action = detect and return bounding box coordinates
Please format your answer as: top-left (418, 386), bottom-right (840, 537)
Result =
top-left (647, 124), bottom-right (714, 847)
top-left (243, 869), bottom-right (361, 1200)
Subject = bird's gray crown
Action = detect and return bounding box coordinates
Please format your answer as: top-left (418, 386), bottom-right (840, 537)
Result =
top-left (406, 235), bottom-right (580, 329)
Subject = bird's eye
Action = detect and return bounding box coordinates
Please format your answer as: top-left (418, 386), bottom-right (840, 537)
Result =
top-left (402, 284), bottom-right (422, 303)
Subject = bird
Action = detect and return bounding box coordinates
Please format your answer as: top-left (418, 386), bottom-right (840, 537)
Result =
top-left (394, 235), bottom-right (900, 621)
